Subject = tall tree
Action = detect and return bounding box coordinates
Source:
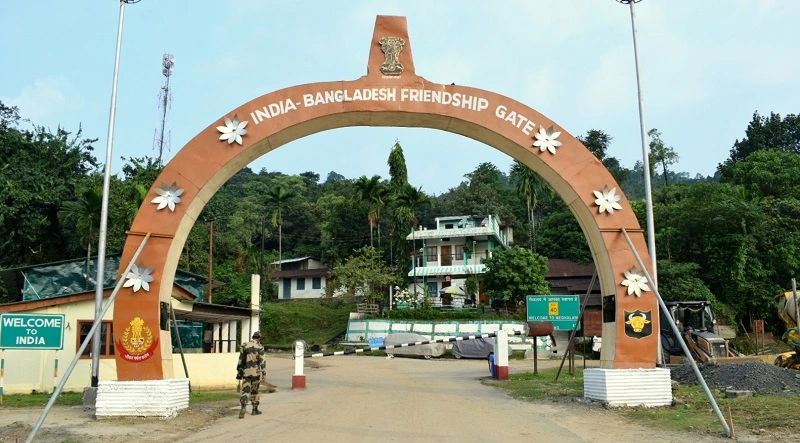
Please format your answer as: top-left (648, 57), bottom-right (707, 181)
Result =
top-left (387, 141), bottom-right (408, 192)
top-left (578, 129), bottom-right (630, 186)
top-left (0, 101), bottom-right (98, 266)
top-left (718, 111), bottom-right (800, 179)
top-left (394, 184), bottom-right (431, 290)
top-left (354, 175), bottom-right (389, 247)
top-left (265, 184), bottom-right (296, 268)
top-left (326, 246), bottom-right (396, 304)
top-left (58, 187), bottom-right (103, 287)
top-left (483, 247), bottom-right (550, 307)
top-left (509, 160), bottom-right (552, 252)
top-left (648, 129), bottom-right (679, 187)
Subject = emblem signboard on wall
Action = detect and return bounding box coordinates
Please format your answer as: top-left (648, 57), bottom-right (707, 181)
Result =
top-left (623, 310), bottom-right (652, 339)
top-left (115, 317), bottom-right (159, 362)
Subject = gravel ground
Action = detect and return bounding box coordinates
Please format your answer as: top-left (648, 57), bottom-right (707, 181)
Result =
top-left (670, 361), bottom-right (800, 394)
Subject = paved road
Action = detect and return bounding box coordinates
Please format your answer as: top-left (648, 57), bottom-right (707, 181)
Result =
top-left (178, 355), bottom-right (725, 443)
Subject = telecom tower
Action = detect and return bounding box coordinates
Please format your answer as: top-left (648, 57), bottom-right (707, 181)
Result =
top-left (154, 53), bottom-right (175, 167)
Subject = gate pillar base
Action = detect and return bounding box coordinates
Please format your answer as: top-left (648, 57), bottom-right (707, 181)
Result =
top-left (96, 378), bottom-right (189, 417)
top-left (584, 368), bottom-right (672, 407)
top-left (292, 375), bottom-right (306, 390)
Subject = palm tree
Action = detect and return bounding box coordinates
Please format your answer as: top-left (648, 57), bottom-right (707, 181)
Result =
top-left (372, 184), bottom-right (391, 249)
top-left (395, 184), bottom-right (430, 296)
top-left (58, 187), bottom-right (103, 288)
top-left (510, 160), bottom-right (552, 252)
top-left (265, 184), bottom-right (296, 269)
top-left (354, 175), bottom-right (389, 247)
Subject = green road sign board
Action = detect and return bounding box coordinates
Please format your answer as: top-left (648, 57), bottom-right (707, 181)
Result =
top-left (526, 295), bottom-right (581, 331)
top-left (0, 313), bottom-right (65, 350)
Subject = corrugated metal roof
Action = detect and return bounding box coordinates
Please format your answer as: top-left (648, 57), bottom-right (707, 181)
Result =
top-left (270, 268), bottom-right (328, 279)
top-left (270, 256), bottom-right (314, 265)
top-left (0, 255), bottom-right (217, 303)
top-left (547, 259), bottom-right (595, 278)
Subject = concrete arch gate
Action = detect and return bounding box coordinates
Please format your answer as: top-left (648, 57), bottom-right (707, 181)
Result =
top-left (112, 16), bottom-right (663, 404)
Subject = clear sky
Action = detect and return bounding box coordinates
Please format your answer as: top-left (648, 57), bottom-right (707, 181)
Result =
top-left (2, 1), bottom-right (798, 195)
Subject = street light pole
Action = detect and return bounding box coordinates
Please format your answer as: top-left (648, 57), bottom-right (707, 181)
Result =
top-left (90, 0), bottom-right (140, 391)
top-left (617, 0), bottom-right (657, 284)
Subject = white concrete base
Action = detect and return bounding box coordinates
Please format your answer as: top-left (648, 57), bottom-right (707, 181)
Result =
top-left (96, 378), bottom-right (189, 418)
top-left (584, 368), bottom-right (672, 407)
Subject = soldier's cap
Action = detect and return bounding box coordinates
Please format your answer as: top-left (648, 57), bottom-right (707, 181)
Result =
top-left (252, 331), bottom-right (261, 339)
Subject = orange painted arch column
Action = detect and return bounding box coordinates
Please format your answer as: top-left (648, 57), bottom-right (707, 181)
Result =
top-left (114, 15), bottom-right (657, 380)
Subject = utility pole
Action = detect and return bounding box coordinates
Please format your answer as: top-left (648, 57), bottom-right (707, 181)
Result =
top-left (208, 220), bottom-right (213, 304)
top-left (260, 215), bottom-right (266, 300)
top-left (88, 0), bottom-right (139, 403)
top-left (616, 0), bottom-right (657, 284)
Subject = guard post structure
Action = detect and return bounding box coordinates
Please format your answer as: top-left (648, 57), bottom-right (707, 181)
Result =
top-left (495, 330), bottom-right (509, 380)
top-left (292, 340), bottom-right (306, 390)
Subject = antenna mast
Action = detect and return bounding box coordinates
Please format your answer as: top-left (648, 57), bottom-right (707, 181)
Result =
top-left (154, 53), bottom-right (174, 167)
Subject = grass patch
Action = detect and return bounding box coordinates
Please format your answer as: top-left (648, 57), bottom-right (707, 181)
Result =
top-left (489, 366), bottom-right (800, 438)
top-left (0, 390), bottom-right (242, 408)
top-left (0, 392), bottom-right (83, 407)
top-left (486, 367), bottom-right (584, 401)
top-left (621, 385), bottom-right (800, 436)
top-left (261, 301), bottom-right (355, 348)
top-left (189, 391), bottom-right (241, 403)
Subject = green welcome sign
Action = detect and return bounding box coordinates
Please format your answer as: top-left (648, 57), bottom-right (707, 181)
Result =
top-left (526, 295), bottom-right (581, 331)
top-left (0, 313), bottom-right (65, 350)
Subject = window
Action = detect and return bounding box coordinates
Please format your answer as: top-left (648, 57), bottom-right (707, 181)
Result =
top-left (312, 277), bottom-right (322, 289)
top-left (297, 278), bottom-right (306, 290)
top-left (78, 321), bottom-right (114, 358)
top-left (454, 244), bottom-right (464, 258)
top-left (427, 246), bottom-right (437, 261)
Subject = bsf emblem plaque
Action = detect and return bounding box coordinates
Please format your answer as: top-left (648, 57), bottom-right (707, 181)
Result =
top-left (623, 310), bottom-right (652, 339)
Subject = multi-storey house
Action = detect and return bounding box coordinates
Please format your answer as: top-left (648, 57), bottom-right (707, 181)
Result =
top-left (405, 214), bottom-right (512, 305)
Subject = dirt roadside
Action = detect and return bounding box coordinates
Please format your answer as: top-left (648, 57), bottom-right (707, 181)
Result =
top-left (0, 355), bottom-right (762, 442)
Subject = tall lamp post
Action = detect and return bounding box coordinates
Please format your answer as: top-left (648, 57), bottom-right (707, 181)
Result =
top-left (616, 0), bottom-right (657, 284)
top-left (90, 0), bottom-right (140, 394)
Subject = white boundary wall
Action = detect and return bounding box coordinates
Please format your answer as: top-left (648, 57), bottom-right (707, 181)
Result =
top-left (345, 320), bottom-right (551, 352)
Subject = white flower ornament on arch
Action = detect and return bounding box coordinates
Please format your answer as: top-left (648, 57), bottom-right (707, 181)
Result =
top-left (621, 266), bottom-right (651, 297)
top-left (217, 114), bottom-right (248, 145)
top-left (593, 186), bottom-right (623, 214)
top-left (532, 125), bottom-right (562, 154)
top-left (123, 262), bottom-right (155, 293)
top-left (151, 181), bottom-right (184, 212)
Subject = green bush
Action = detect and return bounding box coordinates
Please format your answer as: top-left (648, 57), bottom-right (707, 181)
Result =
top-left (728, 336), bottom-right (757, 355)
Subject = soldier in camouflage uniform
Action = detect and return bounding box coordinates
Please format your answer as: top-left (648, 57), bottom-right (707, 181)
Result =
top-left (236, 331), bottom-right (267, 418)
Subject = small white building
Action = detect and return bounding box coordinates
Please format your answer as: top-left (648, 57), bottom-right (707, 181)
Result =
top-left (270, 256), bottom-right (330, 300)
top-left (0, 256), bottom-right (257, 394)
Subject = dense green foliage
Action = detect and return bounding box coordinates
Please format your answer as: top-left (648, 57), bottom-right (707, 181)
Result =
top-left (2, 99), bottom-right (799, 336)
top-left (483, 247), bottom-right (550, 306)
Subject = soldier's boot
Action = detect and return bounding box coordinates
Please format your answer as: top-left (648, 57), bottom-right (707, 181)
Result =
top-left (238, 395), bottom-right (248, 419)
top-left (252, 404), bottom-right (262, 416)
